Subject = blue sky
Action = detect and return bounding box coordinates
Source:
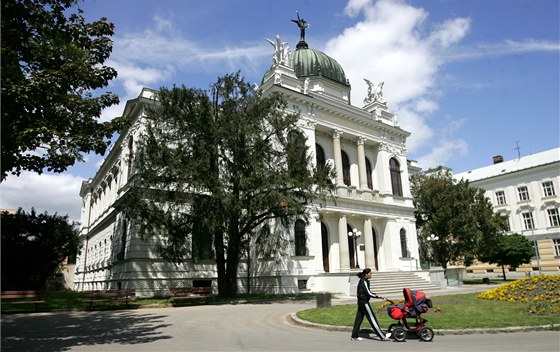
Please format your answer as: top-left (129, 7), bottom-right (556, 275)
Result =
top-left (1, 0), bottom-right (558, 222)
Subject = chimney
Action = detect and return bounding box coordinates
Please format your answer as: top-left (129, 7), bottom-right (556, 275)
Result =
top-left (492, 155), bottom-right (504, 164)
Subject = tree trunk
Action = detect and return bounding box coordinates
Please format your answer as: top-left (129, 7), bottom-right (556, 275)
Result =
top-left (214, 229), bottom-right (227, 297)
top-left (501, 265), bottom-right (507, 280)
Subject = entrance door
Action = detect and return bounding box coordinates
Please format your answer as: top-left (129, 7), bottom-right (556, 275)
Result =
top-left (372, 228), bottom-right (379, 270)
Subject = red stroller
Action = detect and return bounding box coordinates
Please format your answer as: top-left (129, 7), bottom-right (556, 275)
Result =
top-left (386, 288), bottom-right (434, 342)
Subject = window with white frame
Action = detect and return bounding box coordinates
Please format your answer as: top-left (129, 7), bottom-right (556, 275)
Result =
top-left (522, 211), bottom-right (535, 230)
top-left (542, 181), bottom-right (556, 197)
top-left (495, 190), bottom-right (506, 205)
top-left (553, 239), bottom-right (560, 257)
top-left (517, 186), bottom-right (530, 202)
top-left (547, 208), bottom-right (560, 227)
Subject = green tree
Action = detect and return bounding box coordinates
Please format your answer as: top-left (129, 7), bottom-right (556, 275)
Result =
top-left (1, 208), bottom-right (80, 290)
top-left (1, 0), bottom-right (122, 180)
top-left (411, 168), bottom-right (508, 271)
top-left (479, 233), bottom-right (534, 280)
top-left (122, 73), bottom-right (335, 297)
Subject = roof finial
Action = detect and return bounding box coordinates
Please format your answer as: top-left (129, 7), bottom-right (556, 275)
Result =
top-left (291, 11), bottom-right (310, 49)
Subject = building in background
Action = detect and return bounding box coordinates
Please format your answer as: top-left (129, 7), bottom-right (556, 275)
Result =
top-left (73, 20), bottom-right (423, 296)
top-left (455, 148), bottom-right (560, 274)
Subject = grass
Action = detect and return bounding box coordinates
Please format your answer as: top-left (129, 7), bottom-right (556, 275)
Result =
top-left (297, 275), bottom-right (560, 330)
top-left (297, 292), bottom-right (560, 330)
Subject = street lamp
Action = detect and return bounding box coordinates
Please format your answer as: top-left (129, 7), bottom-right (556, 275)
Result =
top-left (426, 234), bottom-right (439, 267)
top-left (348, 228), bottom-right (362, 268)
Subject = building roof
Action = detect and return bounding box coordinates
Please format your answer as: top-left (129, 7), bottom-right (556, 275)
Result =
top-left (454, 147), bottom-right (560, 182)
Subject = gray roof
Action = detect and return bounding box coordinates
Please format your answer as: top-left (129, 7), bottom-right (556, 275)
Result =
top-left (454, 148), bottom-right (560, 182)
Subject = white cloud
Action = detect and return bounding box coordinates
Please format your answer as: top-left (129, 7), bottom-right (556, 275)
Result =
top-left (0, 172), bottom-right (85, 223)
top-left (449, 39), bottom-right (560, 62)
top-left (325, 0), bottom-right (471, 168)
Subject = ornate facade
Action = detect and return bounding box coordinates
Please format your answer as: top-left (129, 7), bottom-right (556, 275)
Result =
top-left (73, 22), bottom-right (421, 296)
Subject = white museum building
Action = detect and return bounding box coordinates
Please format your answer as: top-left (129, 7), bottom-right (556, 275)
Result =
top-left (73, 21), bottom-right (427, 297)
top-left (455, 148), bottom-right (560, 274)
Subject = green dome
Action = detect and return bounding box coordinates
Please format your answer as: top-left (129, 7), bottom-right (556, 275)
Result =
top-left (290, 47), bottom-right (348, 86)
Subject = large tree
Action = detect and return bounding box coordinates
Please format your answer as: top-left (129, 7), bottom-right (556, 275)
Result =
top-left (1, 208), bottom-right (80, 290)
top-left (122, 73), bottom-right (335, 297)
top-left (1, 0), bottom-right (122, 180)
top-left (479, 233), bottom-right (534, 280)
top-left (411, 168), bottom-right (508, 270)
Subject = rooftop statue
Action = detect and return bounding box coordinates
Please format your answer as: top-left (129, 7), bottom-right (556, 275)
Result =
top-left (364, 78), bottom-right (386, 104)
top-left (291, 11), bottom-right (310, 42)
top-left (266, 35), bottom-right (290, 65)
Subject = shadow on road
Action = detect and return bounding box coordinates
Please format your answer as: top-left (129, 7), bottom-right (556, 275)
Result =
top-left (1, 310), bottom-right (172, 352)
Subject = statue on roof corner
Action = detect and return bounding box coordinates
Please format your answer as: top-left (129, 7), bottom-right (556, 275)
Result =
top-left (266, 35), bottom-right (290, 65)
top-left (291, 11), bottom-right (310, 41)
top-left (364, 78), bottom-right (386, 104)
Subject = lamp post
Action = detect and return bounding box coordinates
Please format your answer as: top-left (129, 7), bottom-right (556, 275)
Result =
top-left (348, 228), bottom-right (362, 268)
top-left (426, 234), bottom-right (439, 267)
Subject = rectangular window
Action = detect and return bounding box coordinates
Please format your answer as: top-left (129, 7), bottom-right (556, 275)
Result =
top-left (522, 212), bottom-right (535, 230)
top-left (517, 186), bottom-right (530, 202)
top-left (542, 181), bottom-right (556, 197)
top-left (553, 239), bottom-right (560, 257)
top-left (532, 240), bottom-right (540, 258)
top-left (495, 191), bottom-right (506, 205)
top-left (547, 208), bottom-right (560, 227)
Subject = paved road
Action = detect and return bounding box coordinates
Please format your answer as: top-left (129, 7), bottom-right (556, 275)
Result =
top-left (2, 299), bottom-right (559, 352)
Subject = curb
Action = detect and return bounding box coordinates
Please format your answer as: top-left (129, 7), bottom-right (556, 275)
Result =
top-left (288, 313), bottom-right (560, 335)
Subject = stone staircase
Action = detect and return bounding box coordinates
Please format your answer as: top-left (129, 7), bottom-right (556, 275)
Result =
top-left (365, 271), bottom-right (442, 298)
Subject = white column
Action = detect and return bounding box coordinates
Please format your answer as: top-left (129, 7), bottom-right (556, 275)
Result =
top-left (357, 137), bottom-right (368, 190)
top-left (363, 218), bottom-right (375, 269)
top-left (338, 214), bottom-right (350, 271)
top-left (332, 130), bottom-right (344, 186)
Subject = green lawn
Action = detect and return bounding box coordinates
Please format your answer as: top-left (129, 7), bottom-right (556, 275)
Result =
top-left (296, 292), bottom-right (560, 330)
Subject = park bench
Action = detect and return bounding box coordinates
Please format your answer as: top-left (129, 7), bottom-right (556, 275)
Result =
top-left (170, 286), bottom-right (213, 305)
top-left (83, 289), bottom-right (136, 310)
top-left (1, 290), bottom-right (48, 312)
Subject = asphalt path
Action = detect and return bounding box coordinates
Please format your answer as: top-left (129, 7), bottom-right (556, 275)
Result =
top-left (2, 299), bottom-right (559, 352)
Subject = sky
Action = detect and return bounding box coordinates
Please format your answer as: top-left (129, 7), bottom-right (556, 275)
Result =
top-left (1, 0), bottom-right (559, 223)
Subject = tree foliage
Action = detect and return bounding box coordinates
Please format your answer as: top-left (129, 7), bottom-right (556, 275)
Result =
top-left (1, 208), bottom-right (80, 290)
top-left (1, 0), bottom-right (123, 180)
top-left (479, 233), bottom-right (534, 280)
top-left (411, 168), bottom-right (508, 270)
top-left (122, 73), bottom-right (336, 297)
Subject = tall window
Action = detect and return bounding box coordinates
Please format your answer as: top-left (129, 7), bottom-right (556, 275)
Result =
top-left (390, 158), bottom-right (403, 196)
top-left (400, 229), bottom-right (408, 257)
top-left (315, 144), bottom-right (326, 174)
top-left (294, 220), bottom-right (307, 256)
top-left (127, 136), bottom-right (134, 179)
top-left (495, 190), bottom-right (506, 205)
top-left (547, 208), bottom-right (560, 227)
top-left (321, 223), bottom-right (329, 272)
top-left (522, 212), bottom-right (535, 230)
top-left (365, 157), bottom-right (373, 190)
top-left (342, 151), bottom-right (351, 186)
top-left (553, 239), bottom-right (560, 257)
top-left (117, 219), bottom-right (127, 261)
top-left (517, 186), bottom-right (530, 202)
top-left (287, 130), bottom-right (307, 177)
top-left (542, 181), bottom-right (556, 197)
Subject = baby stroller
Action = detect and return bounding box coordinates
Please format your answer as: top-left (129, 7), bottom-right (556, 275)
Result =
top-left (386, 288), bottom-right (434, 342)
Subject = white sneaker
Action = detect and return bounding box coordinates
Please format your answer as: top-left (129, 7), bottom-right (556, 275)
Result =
top-left (351, 337), bottom-right (363, 341)
top-left (383, 332), bottom-right (392, 340)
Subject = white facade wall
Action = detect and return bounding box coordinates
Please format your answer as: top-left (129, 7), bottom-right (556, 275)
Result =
top-left (74, 46), bottom-right (421, 296)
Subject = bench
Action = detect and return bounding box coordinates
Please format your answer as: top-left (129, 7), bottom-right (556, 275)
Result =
top-left (83, 289), bottom-right (136, 310)
top-left (1, 290), bottom-right (48, 312)
top-left (170, 287), bottom-right (213, 305)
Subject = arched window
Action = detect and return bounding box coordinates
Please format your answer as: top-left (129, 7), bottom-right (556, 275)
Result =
top-left (390, 158), bottom-right (403, 196)
top-left (400, 228), bottom-right (409, 258)
top-left (342, 150), bottom-right (351, 186)
top-left (288, 130), bottom-right (307, 177)
top-left (365, 157), bottom-right (373, 190)
top-left (295, 220), bottom-right (307, 256)
top-left (321, 223), bottom-right (329, 272)
top-left (315, 144), bottom-right (326, 174)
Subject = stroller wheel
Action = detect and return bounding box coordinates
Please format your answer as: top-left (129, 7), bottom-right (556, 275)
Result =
top-left (418, 327), bottom-right (434, 342)
top-left (387, 323), bottom-right (397, 333)
top-left (393, 327), bottom-right (407, 342)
